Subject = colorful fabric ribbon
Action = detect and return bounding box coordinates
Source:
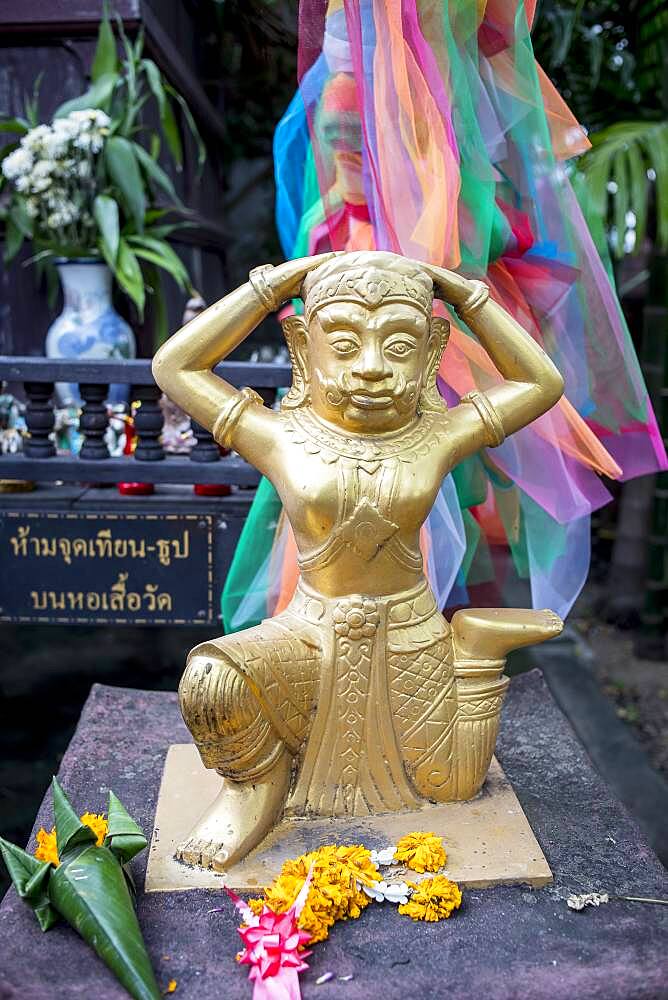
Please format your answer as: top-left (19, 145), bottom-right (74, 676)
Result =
top-left (223, 0), bottom-right (667, 629)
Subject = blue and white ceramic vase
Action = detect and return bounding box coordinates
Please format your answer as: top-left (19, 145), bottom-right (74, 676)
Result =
top-left (45, 258), bottom-right (136, 405)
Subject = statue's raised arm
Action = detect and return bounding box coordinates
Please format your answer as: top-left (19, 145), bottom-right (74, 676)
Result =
top-left (419, 261), bottom-right (565, 462)
top-left (151, 254), bottom-right (337, 477)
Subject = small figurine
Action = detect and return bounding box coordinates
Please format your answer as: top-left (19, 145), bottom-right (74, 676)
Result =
top-left (153, 251), bottom-right (564, 870)
top-left (0, 386), bottom-right (26, 455)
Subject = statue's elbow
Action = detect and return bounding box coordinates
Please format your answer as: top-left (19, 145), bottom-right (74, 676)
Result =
top-left (151, 358), bottom-right (165, 397)
top-left (151, 345), bottom-right (173, 396)
top-left (542, 367), bottom-right (565, 412)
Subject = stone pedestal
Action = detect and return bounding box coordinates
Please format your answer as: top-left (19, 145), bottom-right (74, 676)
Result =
top-left (1, 671), bottom-right (666, 999)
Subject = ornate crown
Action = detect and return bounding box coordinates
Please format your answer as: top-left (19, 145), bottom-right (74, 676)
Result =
top-left (303, 267), bottom-right (433, 322)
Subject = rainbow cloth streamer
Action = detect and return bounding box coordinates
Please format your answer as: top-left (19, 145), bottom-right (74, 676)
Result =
top-left (222, 0), bottom-right (667, 630)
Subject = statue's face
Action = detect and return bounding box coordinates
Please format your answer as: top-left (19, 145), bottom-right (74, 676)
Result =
top-left (307, 301), bottom-right (431, 433)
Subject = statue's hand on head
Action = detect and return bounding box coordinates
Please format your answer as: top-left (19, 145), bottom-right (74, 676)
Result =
top-left (250, 253), bottom-right (343, 312)
top-left (410, 261), bottom-right (477, 311)
top-left (411, 257), bottom-right (564, 449)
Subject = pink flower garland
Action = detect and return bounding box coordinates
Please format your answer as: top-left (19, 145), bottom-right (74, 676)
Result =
top-left (226, 868), bottom-right (313, 1000)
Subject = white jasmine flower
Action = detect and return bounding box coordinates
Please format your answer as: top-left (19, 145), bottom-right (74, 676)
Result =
top-left (567, 892), bottom-right (610, 911)
top-left (28, 159), bottom-right (55, 193)
top-left (25, 197), bottom-right (39, 218)
top-left (30, 175), bottom-right (52, 193)
top-left (31, 160), bottom-right (55, 177)
top-left (89, 132), bottom-right (106, 153)
top-left (2, 146), bottom-right (34, 180)
top-left (77, 159), bottom-right (92, 178)
top-left (362, 880), bottom-right (411, 905)
top-left (42, 130), bottom-right (70, 159)
top-left (21, 124), bottom-right (51, 151)
top-left (73, 130), bottom-right (93, 151)
top-left (46, 199), bottom-right (79, 228)
top-left (370, 846), bottom-right (397, 866)
top-left (69, 108), bottom-right (110, 130)
top-left (52, 118), bottom-right (78, 142)
top-left (69, 109), bottom-right (96, 123)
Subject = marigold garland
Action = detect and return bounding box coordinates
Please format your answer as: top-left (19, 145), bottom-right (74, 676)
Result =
top-left (398, 876), bottom-right (462, 922)
top-left (393, 831), bottom-right (447, 873)
top-left (247, 843), bottom-right (381, 943)
top-left (34, 812), bottom-right (108, 866)
top-left (228, 835), bottom-right (463, 999)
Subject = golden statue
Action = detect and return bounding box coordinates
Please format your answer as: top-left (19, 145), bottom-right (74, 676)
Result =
top-left (152, 251), bottom-right (564, 871)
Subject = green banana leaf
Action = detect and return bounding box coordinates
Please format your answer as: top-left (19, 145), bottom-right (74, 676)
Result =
top-left (49, 842), bottom-right (159, 1000)
top-left (0, 839), bottom-right (58, 931)
top-left (105, 790), bottom-right (148, 864)
top-left (0, 778), bottom-right (160, 1000)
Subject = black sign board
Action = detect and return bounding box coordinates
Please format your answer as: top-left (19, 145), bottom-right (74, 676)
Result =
top-left (0, 512), bottom-right (214, 625)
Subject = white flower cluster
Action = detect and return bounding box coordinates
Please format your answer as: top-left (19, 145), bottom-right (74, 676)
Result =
top-left (362, 880), bottom-right (411, 905)
top-left (566, 891), bottom-right (610, 911)
top-left (2, 109), bottom-right (110, 233)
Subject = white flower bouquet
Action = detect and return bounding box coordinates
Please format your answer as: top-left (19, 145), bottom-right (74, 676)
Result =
top-left (0, 7), bottom-right (203, 321)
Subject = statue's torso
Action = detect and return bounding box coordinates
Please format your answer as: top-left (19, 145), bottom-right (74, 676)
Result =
top-left (273, 407), bottom-right (450, 597)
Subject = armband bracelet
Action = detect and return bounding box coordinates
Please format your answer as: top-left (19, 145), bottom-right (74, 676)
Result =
top-left (212, 388), bottom-right (264, 449)
top-left (249, 265), bottom-right (280, 313)
top-left (461, 389), bottom-right (505, 447)
top-left (456, 280), bottom-right (489, 320)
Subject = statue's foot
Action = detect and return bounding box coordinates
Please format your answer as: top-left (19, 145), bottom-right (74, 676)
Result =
top-left (175, 749), bottom-right (291, 871)
top-left (451, 607), bottom-right (563, 661)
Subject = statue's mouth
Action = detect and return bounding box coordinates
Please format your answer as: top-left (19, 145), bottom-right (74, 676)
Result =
top-left (350, 392), bottom-right (394, 410)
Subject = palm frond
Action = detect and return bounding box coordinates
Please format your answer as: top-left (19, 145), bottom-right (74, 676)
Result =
top-left (576, 120), bottom-right (668, 255)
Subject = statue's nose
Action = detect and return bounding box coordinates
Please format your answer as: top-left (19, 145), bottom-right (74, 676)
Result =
top-left (352, 343), bottom-right (390, 381)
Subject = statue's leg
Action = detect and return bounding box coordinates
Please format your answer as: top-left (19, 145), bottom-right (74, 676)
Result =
top-left (176, 616), bottom-right (321, 870)
top-left (449, 608), bottom-right (563, 799)
top-left (389, 611), bottom-right (459, 801)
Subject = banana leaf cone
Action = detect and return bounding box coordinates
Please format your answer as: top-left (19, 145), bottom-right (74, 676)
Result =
top-left (0, 779), bottom-right (160, 1000)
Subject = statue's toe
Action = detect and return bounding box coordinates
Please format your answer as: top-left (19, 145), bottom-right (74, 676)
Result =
top-left (176, 836), bottom-right (219, 868)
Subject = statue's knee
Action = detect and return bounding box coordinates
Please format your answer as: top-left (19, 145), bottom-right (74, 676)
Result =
top-left (180, 645), bottom-right (287, 778)
top-left (179, 646), bottom-right (258, 739)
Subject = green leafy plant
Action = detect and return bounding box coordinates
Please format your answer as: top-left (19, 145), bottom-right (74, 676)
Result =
top-left (576, 120), bottom-right (668, 258)
top-left (0, 6), bottom-right (204, 318)
top-left (534, 0), bottom-right (668, 258)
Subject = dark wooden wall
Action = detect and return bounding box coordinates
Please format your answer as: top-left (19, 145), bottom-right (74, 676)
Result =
top-left (0, 1), bottom-right (229, 358)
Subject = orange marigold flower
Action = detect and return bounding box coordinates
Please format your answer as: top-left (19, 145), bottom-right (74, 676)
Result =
top-left (393, 831), bottom-right (446, 873)
top-left (34, 827), bottom-right (59, 866)
top-left (398, 876), bottom-right (462, 922)
top-left (34, 812), bottom-right (108, 866)
top-left (247, 843), bottom-right (380, 944)
top-left (80, 812), bottom-right (109, 846)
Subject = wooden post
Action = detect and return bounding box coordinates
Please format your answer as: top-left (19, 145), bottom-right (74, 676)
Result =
top-left (133, 384), bottom-right (165, 462)
top-left (79, 383), bottom-right (110, 460)
top-left (24, 381), bottom-right (55, 458)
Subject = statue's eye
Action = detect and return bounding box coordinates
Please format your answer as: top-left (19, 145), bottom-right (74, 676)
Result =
top-left (385, 339), bottom-right (415, 358)
top-left (330, 338), bottom-right (359, 355)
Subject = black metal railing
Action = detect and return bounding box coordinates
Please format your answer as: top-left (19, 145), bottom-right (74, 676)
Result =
top-left (0, 356), bottom-right (291, 486)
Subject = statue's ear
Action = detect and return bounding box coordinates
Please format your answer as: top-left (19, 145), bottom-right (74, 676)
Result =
top-left (420, 316), bottom-right (450, 413)
top-left (280, 315), bottom-right (310, 409)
